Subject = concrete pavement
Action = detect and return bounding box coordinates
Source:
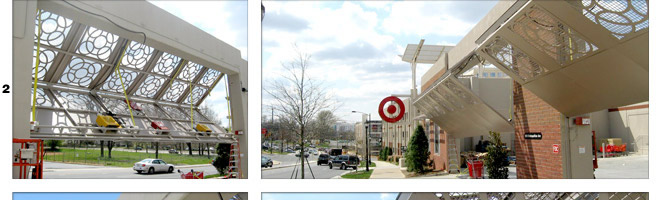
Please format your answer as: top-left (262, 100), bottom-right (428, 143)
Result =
top-left (595, 154), bottom-right (648, 179)
top-left (369, 160), bottom-right (405, 178)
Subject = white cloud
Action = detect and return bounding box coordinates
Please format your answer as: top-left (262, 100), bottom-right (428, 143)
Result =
top-left (150, 1), bottom-right (247, 59)
top-left (382, 1), bottom-right (476, 37)
top-left (262, 1), bottom-right (494, 122)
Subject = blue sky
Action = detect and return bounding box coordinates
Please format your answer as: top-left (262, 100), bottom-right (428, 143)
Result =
top-left (14, 193), bottom-right (120, 200)
top-left (149, 1), bottom-right (247, 127)
top-left (262, 193), bottom-right (399, 200)
top-left (262, 1), bottom-right (497, 123)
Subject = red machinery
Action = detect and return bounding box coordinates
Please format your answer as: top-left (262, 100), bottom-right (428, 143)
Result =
top-left (125, 100), bottom-right (143, 111)
top-left (180, 170), bottom-right (204, 179)
top-left (151, 121), bottom-right (169, 130)
top-left (592, 131), bottom-right (598, 169)
top-left (13, 138), bottom-right (44, 179)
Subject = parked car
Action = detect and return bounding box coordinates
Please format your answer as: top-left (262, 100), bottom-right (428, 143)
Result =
top-left (285, 148), bottom-right (295, 153)
top-left (262, 145), bottom-right (269, 150)
top-left (133, 159), bottom-right (175, 174)
top-left (261, 156), bottom-right (273, 168)
top-left (317, 154), bottom-right (330, 165)
top-left (329, 155), bottom-right (359, 170)
top-left (134, 146), bottom-right (143, 150)
top-left (295, 150), bottom-right (309, 158)
top-left (168, 149), bottom-right (179, 154)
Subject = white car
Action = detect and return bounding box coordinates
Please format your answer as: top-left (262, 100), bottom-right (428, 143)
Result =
top-left (133, 159), bottom-right (175, 174)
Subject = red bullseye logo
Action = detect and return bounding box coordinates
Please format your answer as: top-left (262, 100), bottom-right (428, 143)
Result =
top-left (379, 96), bottom-right (405, 123)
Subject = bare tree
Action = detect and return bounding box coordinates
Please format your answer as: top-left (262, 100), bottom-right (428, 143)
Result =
top-left (264, 46), bottom-right (334, 179)
top-left (198, 102), bottom-right (223, 126)
top-left (311, 110), bottom-right (338, 143)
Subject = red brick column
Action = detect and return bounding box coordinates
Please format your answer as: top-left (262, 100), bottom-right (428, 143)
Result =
top-left (513, 81), bottom-right (564, 179)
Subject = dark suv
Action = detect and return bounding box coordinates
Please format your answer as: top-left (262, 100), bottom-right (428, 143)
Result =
top-left (329, 155), bottom-right (359, 170)
top-left (317, 154), bottom-right (330, 165)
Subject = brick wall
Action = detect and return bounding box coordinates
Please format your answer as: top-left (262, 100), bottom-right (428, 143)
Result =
top-left (427, 121), bottom-right (448, 171)
top-left (513, 81), bottom-right (564, 179)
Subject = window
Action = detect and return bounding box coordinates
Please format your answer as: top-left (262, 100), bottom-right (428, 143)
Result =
top-left (482, 72), bottom-right (488, 77)
top-left (490, 72), bottom-right (496, 77)
top-left (425, 119), bottom-right (430, 134)
top-left (434, 125), bottom-right (440, 154)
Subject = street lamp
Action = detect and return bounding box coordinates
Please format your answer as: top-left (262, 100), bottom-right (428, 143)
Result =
top-left (352, 110), bottom-right (370, 172)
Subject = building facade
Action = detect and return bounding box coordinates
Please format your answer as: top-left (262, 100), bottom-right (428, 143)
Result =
top-left (355, 119), bottom-right (383, 158)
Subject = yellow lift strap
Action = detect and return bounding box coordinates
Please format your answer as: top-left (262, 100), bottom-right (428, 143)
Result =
top-left (114, 43), bottom-right (136, 126)
top-left (224, 75), bottom-right (232, 132)
top-left (31, 10), bottom-right (42, 122)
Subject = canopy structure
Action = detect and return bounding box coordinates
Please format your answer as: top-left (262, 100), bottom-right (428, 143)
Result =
top-left (477, 0), bottom-right (648, 116)
top-left (21, 1), bottom-right (245, 143)
top-left (414, 75), bottom-right (512, 138)
top-left (401, 43), bottom-right (453, 64)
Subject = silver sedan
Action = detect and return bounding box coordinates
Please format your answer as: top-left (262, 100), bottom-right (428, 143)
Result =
top-left (133, 159), bottom-right (175, 174)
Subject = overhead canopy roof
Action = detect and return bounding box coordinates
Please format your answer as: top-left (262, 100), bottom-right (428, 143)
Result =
top-left (414, 76), bottom-right (512, 138)
top-left (477, 0), bottom-right (648, 116)
top-left (29, 2), bottom-right (239, 143)
top-left (401, 43), bottom-right (453, 64)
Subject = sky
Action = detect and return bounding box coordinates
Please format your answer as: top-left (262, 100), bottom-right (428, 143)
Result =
top-left (262, 193), bottom-right (399, 200)
top-left (149, 1), bottom-right (247, 127)
top-left (13, 193), bottom-right (120, 200)
top-left (261, 1), bottom-right (497, 123)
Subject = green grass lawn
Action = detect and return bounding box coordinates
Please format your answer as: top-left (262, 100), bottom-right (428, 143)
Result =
top-left (358, 161), bottom-right (376, 168)
top-left (341, 169), bottom-right (373, 179)
top-left (44, 148), bottom-right (214, 168)
top-left (261, 150), bottom-right (289, 155)
top-left (203, 173), bottom-right (227, 179)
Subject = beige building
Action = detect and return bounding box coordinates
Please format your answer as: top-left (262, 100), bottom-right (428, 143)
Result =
top-left (354, 118), bottom-right (382, 158)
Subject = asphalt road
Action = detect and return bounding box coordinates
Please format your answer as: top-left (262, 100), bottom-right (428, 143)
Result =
top-left (43, 162), bottom-right (219, 179)
top-left (261, 162), bottom-right (353, 179)
top-left (262, 153), bottom-right (320, 166)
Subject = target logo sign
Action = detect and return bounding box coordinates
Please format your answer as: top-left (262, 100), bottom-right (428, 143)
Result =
top-left (379, 96), bottom-right (406, 123)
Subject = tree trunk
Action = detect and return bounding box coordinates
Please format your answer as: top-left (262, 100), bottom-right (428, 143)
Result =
top-left (100, 140), bottom-right (105, 158)
top-left (187, 142), bottom-right (192, 155)
top-left (206, 143), bottom-right (210, 159)
top-left (300, 126), bottom-right (305, 179)
top-left (155, 142), bottom-right (159, 159)
top-left (107, 141), bottom-right (114, 158)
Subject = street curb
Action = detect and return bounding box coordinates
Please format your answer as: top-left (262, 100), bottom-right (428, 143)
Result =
top-left (174, 164), bottom-right (212, 168)
top-left (261, 161), bottom-right (316, 171)
top-left (332, 170), bottom-right (353, 179)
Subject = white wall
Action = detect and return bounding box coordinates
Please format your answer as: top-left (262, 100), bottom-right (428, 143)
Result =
top-left (607, 103), bottom-right (649, 154)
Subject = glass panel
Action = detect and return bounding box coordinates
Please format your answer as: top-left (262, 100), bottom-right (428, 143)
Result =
top-left (509, 5), bottom-right (598, 66)
top-left (568, 0), bottom-right (648, 39)
top-left (35, 11), bottom-right (73, 48)
top-left (58, 56), bottom-right (104, 87)
top-left (121, 41), bottom-right (154, 70)
top-left (152, 52), bottom-right (181, 76)
top-left (76, 26), bottom-right (119, 61)
top-left (135, 75), bottom-right (167, 98)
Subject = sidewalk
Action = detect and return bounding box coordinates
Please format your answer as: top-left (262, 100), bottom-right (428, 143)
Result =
top-left (369, 160), bottom-right (405, 179)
